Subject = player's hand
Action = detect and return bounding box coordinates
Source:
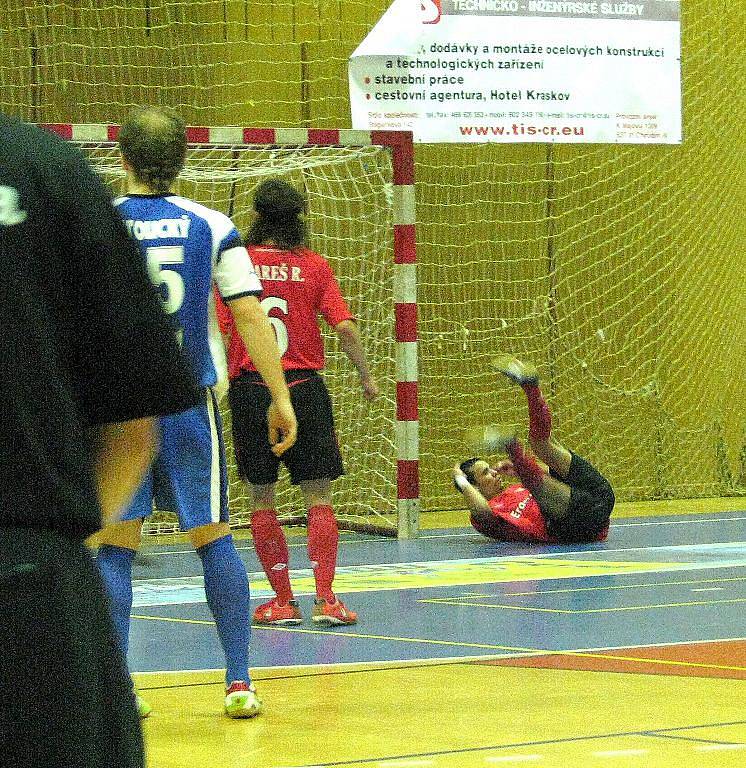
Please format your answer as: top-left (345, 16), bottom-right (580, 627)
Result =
top-left (492, 459), bottom-right (515, 476)
top-left (361, 376), bottom-right (379, 401)
top-left (452, 464), bottom-right (470, 493)
top-left (267, 398), bottom-right (298, 456)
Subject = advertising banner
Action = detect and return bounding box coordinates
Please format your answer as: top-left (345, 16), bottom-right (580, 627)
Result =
top-left (349, 0), bottom-right (682, 143)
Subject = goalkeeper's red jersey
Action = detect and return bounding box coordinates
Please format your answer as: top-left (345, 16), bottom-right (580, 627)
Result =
top-left (216, 245), bottom-right (353, 377)
top-left (484, 484), bottom-right (552, 542)
top-left (474, 484), bottom-right (609, 543)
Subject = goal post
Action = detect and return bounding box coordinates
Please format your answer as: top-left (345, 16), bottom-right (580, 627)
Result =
top-left (44, 124), bottom-right (420, 539)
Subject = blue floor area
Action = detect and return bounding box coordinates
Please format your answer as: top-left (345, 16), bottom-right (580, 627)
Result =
top-left (128, 512), bottom-right (746, 673)
top-left (133, 512), bottom-right (746, 576)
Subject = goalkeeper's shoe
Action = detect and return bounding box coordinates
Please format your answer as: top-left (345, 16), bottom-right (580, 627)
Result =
top-left (492, 355), bottom-right (539, 387)
top-left (252, 598), bottom-right (303, 625)
top-left (135, 695), bottom-right (152, 719)
top-left (467, 424), bottom-right (518, 454)
top-left (224, 681), bottom-right (262, 719)
top-left (312, 598), bottom-right (357, 626)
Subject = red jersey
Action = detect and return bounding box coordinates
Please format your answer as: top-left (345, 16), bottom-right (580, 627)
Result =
top-left (486, 484), bottom-right (553, 542)
top-left (473, 484), bottom-right (610, 543)
top-left (216, 246), bottom-right (353, 377)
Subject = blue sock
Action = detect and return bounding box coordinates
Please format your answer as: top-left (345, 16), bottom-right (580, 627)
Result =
top-left (197, 535), bottom-right (251, 685)
top-left (96, 544), bottom-right (136, 659)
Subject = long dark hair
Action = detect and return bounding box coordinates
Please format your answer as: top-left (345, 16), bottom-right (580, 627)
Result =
top-left (246, 177), bottom-right (308, 250)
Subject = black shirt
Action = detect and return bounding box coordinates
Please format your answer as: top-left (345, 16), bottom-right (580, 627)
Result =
top-left (0, 115), bottom-right (200, 538)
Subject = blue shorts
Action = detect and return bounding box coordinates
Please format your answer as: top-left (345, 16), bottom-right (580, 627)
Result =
top-left (122, 389), bottom-right (229, 529)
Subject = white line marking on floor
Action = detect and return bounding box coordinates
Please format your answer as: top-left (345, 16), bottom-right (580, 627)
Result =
top-left (613, 517), bottom-right (746, 527)
top-left (691, 587), bottom-right (725, 592)
top-left (695, 744), bottom-right (746, 751)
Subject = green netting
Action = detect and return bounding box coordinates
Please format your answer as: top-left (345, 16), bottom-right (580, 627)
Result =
top-left (2, 1), bottom-right (743, 520)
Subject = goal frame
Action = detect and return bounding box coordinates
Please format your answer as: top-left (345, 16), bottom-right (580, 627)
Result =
top-left (42, 123), bottom-right (420, 539)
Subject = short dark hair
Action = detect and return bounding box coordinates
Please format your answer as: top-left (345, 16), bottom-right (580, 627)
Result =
top-left (246, 177), bottom-right (307, 250)
top-left (118, 106), bottom-right (186, 194)
top-left (453, 457), bottom-right (480, 491)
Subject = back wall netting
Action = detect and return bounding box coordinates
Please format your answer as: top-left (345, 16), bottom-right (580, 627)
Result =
top-left (4, 0), bottom-right (744, 511)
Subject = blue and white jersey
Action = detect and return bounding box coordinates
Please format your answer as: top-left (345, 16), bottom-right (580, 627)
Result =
top-left (114, 194), bottom-right (262, 387)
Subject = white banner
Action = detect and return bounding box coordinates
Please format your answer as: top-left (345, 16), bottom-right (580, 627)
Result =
top-left (349, 0), bottom-right (681, 143)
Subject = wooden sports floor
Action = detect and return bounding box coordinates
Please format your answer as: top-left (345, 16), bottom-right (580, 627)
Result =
top-left (130, 500), bottom-right (746, 768)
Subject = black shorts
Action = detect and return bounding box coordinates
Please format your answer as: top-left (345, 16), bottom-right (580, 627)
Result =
top-left (0, 526), bottom-right (143, 768)
top-left (547, 452), bottom-right (615, 542)
top-left (228, 369), bottom-right (345, 486)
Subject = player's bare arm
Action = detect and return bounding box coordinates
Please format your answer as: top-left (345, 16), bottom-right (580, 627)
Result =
top-left (451, 464), bottom-right (492, 515)
top-left (334, 319), bottom-right (378, 401)
top-left (226, 294), bottom-right (298, 455)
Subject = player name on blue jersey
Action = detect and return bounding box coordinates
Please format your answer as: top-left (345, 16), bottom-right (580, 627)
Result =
top-left (114, 194), bottom-right (261, 389)
top-left (122, 216), bottom-right (191, 240)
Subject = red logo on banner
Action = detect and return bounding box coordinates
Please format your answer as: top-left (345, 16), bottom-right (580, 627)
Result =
top-left (421, 0), bottom-right (441, 24)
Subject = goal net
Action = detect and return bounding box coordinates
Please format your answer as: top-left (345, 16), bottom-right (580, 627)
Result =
top-left (67, 128), bottom-right (415, 538)
top-left (5, 0), bottom-right (744, 521)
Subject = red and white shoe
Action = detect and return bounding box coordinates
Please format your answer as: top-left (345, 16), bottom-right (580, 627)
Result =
top-left (224, 681), bottom-right (262, 719)
top-left (312, 597), bottom-right (357, 626)
top-left (252, 598), bottom-right (303, 625)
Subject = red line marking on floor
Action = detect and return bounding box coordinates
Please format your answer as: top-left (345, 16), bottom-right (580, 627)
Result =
top-left (477, 639), bottom-right (746, 679)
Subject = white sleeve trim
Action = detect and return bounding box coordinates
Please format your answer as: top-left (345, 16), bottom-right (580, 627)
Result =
top-left (214, 245), bottom-right (263, 299)
top-left (165, 196), bottom-right (261, 297)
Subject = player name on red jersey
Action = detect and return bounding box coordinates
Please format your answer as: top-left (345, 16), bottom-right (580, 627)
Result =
top-left (256, 263), bottom-right (305, 282)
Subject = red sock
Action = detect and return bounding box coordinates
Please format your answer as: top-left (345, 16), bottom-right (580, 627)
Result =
top-left (250, 509), bottom-right (293, 604)
top-left (307, 505), bottom-right (339, 603)
top-left (505, 438), bottom-right (546, 494)
top-left (523, 384), bottom-right (552, 442)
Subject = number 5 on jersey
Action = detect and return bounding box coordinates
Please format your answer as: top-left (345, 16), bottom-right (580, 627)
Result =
top-left (146, 245), bottom-right (185, 345)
